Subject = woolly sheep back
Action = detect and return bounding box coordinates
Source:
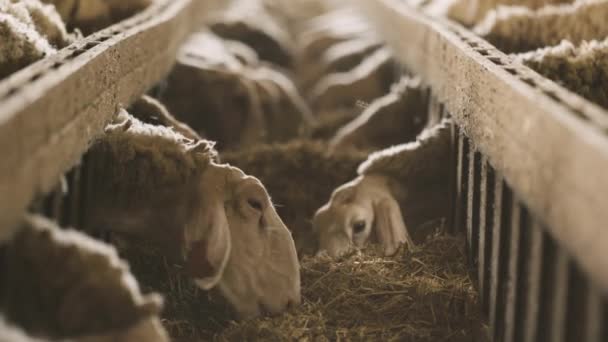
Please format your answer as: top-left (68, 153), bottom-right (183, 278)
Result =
top-left (1, 214), bottom-right (164, 339)
top-left (10, 0), bottom-right (74, 48)
top-left (474, 0), bottom-right (608, 53)
top-left (90, 109), bottom-right (218, 200)
top-left (358, 118), bottom-right (452, 184)
top-left (431, 0), bottom-right (571, 27)
top-left (514, 37), bottom-right (608, 108)
top-left (0, 11), bottom-right (55, 79)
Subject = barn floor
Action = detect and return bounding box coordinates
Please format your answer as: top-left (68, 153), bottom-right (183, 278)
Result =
top-left (118, 225), bottom-right (480, 341)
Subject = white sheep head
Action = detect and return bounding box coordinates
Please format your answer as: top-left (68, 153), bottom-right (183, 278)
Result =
top-left (89, 110), bottom-right (301, 319)
top-left (181, 161), bottom-right (301, 318)
top-left (312, 174), bottom-right (415, 258)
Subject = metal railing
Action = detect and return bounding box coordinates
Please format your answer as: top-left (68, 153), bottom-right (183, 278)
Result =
top-left (357, 0), bottom-right (608, 341)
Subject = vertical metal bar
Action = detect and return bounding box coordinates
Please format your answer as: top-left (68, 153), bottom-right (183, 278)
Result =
top-left (523, 221), bottom-right (544, 342)
top-left (446, 115), bottom-right (457, 235)
top-left (481, 161), bottom-right (495, 316)
top-left (494, 182), bottom-right (512, 341)
top-left (503, 200), bottom-right (522, 342)
top-left (489, 174), bottom-right (503, 339)
top-left (467, 147), bottom-right (481, 264)
top-left (514, 208), bottom-right (530, 342)
top-left (583, 284), bottom-right (602, 342)
top-left (467, 147), bottom-right (474, 262)
top-left (566, 261), bottom-right (589, 342)
top-left (537, 232), bottom-right (556, 342)
top-left (455, 131), bottom-right (469, 235)
top-left (478, 156), bottom-right (489, 310)
top-left (549, 247), bottom-right (569, 342)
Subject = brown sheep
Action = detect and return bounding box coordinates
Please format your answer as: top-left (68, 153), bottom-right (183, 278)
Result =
top-left (161, 31), bottom-right (313, 150)
top-left (0, 214), bottom-right (167, 341)
top-left (84, 107), bottom-right (301, 318)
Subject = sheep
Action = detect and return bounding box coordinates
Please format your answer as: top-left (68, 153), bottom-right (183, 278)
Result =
top-left (2, 0), bottom-right (74, 48)
top-left (513, 37), bottom-right (608, 108)
top-left (424, 0), bottom-right (571, 27)
top-left (161, 31), bottom-right (313, 150)
top-left (473, 0), bottom-right (608, 53)
top-left (297, 8), bottom-right (378, 66)
top-left (298, 36), bottom-right (384, 91)
top-left (84, 107), bottom-right (301, 318)
top-left (221, 140), bottom-right (370, 257)
top-left (41, 0), bottom-right (152, 35)
top-left (1, 214), bottom-right (167, 341)
top-left (329, 76), bottom-right (430, 153)
top-left (0, 0), bottom-right (76, 79)
top-left (0, 11), bottom-right (55, 79)
top-left (309, 47), bottom-right (400, 111)
top-left (208, 0), bottom-right (294, 67)
top-left (0, 316), bottom-right (48, 342)
top-left (128, 94), bottom-right (203, 141)
top-left (312, 118), bottom-right (453, 258)
top-left (260, 0), bottom-right (336, 35)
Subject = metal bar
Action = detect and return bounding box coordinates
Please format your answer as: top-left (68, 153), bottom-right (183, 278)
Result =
top-left (481, 159), bottom-right (495, 316)
top-left (356, 0), bottom-right (608, 292)
top-left (566, 261), bottom-right (589, 342)
top-left (537, 232), bottom-right (556, 342)
top-left (455, 131), bottom-right (469, 235)
top-left (513, 208), bottom-right (530, 342)
top-left (583, 284), bottom-right (603, 342)
top-left (494, 181), bottom-right (513, 341)
top-left (467, 148), bottom-right (481, 266)
top-left (477, 156), bottom-right (488, 311)
top-left (523, 221), bottom-right (544, 342)
top-left (549, 247), bottom-right (569, 342)
top-left (503, 200), bottom-right (522, 342)
top-left (446, 113), bottom-right (458, 235)
top-left (489, 174), bottom-right (504, 339)
top-left (467, 146), bottom-right (475, 263)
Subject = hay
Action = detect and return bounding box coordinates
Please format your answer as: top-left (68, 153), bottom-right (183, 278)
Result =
top-left (116, 229), bottom-right (479, 341)
top-left (113, 238), bottom-right (236, 341)
top-left (221, 140), bottom-right (369, 256)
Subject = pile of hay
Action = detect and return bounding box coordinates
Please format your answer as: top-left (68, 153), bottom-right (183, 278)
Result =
top-left (217, 230), bottom-right (479, 341)
top-left (116, 229), bottom-right (480, 341)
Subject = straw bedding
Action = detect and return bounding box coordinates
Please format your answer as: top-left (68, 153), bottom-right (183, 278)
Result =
top-left (116, 228), bottom-right (480, 341)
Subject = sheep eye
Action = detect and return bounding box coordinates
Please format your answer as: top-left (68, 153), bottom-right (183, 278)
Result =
top-left (352, 221), bottom-right (366, 234)
top-left (247, 198), bottom-right (263, 212)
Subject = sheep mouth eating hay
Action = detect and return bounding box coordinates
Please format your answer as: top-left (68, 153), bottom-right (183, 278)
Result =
top-left (313, 119), bottom-right (453, 258)
top-left (84, 99), bottom-right (301, 319)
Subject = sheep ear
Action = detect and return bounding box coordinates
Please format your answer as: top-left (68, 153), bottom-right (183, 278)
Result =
top-left (372, 196), bottom-right (415, 256)
top-left (184, 203), bottom-right (231, 290)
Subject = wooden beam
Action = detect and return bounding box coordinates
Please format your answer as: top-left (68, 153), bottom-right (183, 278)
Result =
top-left (0, 0), bottom-right (219, 238)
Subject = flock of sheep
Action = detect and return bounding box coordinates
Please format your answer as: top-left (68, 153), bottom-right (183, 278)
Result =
top-left (0, 0), bottom-right (606, 340)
